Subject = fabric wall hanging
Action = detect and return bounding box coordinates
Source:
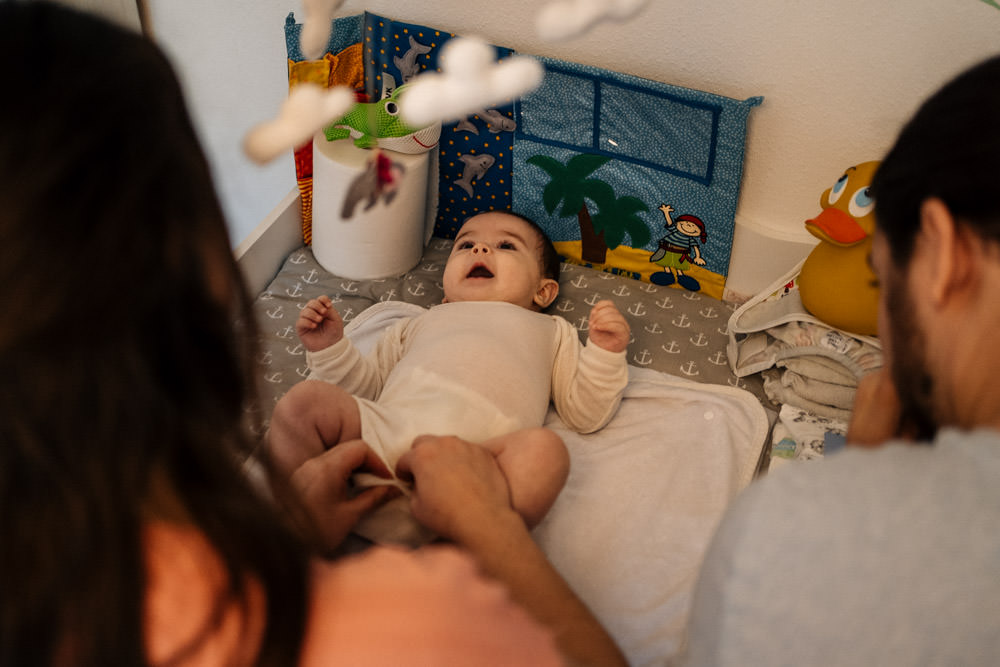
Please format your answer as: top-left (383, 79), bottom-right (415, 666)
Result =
top-left (284, 12), bottom-right (761, 300)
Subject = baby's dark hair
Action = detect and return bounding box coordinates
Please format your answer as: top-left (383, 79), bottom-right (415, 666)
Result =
top-left (505, 211), bottom-right (562, 282)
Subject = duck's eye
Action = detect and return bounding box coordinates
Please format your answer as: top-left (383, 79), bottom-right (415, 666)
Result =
top-left (848, 187), bottom-right (875, 218)
top-left (384, 101), bottom-right (399, 115)
top-left (828, 174), bottom-right (849, 205)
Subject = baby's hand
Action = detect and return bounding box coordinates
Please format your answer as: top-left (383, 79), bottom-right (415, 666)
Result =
top-left (587, 300), bottom-right (630, 353)
top-left (296, 295), bottom-right (345, 352)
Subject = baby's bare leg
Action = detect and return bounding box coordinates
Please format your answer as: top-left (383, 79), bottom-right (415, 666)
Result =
top-left (268, 380), bottom-right (363, 477)
top-left (482, 427), bottom-right (570, 528)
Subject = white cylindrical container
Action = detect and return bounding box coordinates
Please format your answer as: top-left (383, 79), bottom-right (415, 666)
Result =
top-left (311, 135), bottom-right (432, 279)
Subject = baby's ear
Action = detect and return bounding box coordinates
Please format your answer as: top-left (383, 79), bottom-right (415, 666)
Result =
top-left (533, 278), bottom-right (559, 309)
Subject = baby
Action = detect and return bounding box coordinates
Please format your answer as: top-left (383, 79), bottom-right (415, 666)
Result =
top-left (269, 211), bottom-right (631, 544)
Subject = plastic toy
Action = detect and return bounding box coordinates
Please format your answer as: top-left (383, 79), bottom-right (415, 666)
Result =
top-left (798, 161), bottom-right (881, 336)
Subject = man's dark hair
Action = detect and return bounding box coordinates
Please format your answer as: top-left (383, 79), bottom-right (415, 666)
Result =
top-left (871, 54), bottom-right (1000, 266)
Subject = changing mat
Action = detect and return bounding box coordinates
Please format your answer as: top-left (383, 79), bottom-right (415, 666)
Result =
top-left (343, 300), bottom-right (769, 665)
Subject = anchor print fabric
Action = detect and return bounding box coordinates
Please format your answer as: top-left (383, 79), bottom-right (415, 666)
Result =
top-left (250, 237), bottom-right (765, 434)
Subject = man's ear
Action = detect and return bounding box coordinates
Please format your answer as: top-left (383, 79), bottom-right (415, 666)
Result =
top-left (533, 278), bottom-right (559, 309)
top-left (919, 197), bottom-right (975, 306)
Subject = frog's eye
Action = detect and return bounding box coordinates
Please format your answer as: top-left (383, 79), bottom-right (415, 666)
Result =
top-left (384, 102), bottom-right (399, 115)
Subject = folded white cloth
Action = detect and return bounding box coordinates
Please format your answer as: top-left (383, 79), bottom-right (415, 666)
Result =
top-left (762, 369), bottom-right (853, 422)
top-left (727, 259), bottom-right (882, 381)
top-left (777, 355), bottom-right (858, 387)
top-left (780, 369), bottom-right (856, 410)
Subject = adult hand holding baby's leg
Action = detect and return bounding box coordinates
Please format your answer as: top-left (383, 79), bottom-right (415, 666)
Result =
top-left (396, 434), bottom-right (517, 545)
top-left (290, 439), bottom-right (399, 553)
top-left (398, 434), bottom-right (627, 667)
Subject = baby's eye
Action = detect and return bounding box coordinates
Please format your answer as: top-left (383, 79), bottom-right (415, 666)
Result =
top-left (498, 240), bottom-right (516, 250)
top-left (457, 240), bottom-right (474, 249)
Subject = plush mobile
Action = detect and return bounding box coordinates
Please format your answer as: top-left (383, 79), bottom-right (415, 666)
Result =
top-left (797, 160), bottom-right (881, 336)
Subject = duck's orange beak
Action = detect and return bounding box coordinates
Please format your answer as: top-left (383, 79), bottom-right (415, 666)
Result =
top-left (805, 207), bottom-right (867, 246)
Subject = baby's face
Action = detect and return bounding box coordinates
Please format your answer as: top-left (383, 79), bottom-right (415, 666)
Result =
top-left (442, 213), bottom-right (550, 309)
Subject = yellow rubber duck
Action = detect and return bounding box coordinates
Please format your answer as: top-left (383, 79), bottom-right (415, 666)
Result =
top-left (798, 160), bottom-right (880, 337)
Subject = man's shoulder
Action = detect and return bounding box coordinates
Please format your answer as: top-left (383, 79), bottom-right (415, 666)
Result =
top-left (709, 430), bottom-right (1000, 585)
top-left (689, 431), bottom-right (1000, 665)
top-left (712, 442), bottom-right (943, 558)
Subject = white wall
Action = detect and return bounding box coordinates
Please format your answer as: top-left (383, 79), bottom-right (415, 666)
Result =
top-left (146, 0), bottom-right (1000, 289)
top-left (146, 1), bottom-right (295, 247)
top-left (48, 0), bottom-right (141, 30)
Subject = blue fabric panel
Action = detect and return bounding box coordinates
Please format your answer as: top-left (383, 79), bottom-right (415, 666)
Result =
top-left (513, 57), bottom-right (761, 281)
top-left (599, 82), bottom-right (716, 183)
top-left (519, 69), bottom-right (597, 145)
top-left (361, 14), bottom-right (464, 100)
top-left (520, 61), bottom-right (725, 185)
top-left (284, 12), bottom-right (362, 62)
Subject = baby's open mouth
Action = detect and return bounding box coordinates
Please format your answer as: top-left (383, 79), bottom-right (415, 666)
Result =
top-left (467, 265), bottom-right (494, 279)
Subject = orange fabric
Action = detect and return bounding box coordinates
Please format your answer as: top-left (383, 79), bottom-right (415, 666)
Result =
top-left (144, 523), bottom-right (563, 666)
top-left (296, 174), bottom-right (314, 245)
top-left (287, 59), bottom-right (329, 87)
top-left (326, 43), bottom-right (365, 91)
top-left (286, 43), bottom-right (366, 245)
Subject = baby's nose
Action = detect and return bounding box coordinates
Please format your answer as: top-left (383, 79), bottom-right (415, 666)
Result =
top-left (473, 243), bottom-right (490, 254)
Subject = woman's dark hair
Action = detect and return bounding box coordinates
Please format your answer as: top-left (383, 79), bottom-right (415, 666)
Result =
top-left (871, 54), bottom-right (1000, 266)
top-left (0, 4), bottom-right (308, 665)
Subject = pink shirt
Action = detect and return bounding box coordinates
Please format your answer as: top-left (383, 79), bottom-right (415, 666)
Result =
top-left (144, 522), bottom-right (564, 666)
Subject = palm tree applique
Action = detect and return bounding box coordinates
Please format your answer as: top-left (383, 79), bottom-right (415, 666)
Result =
top-left (527, 153), bottom-right (650, 265)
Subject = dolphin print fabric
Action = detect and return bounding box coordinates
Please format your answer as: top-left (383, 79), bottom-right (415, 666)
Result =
top-left (284, 12), bottom-right (761, 299)
top-left (358, 13), bottom-right (517, 239)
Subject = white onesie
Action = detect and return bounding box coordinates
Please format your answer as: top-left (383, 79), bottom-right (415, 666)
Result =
top-left (307, 301), bottom-right (629, 469)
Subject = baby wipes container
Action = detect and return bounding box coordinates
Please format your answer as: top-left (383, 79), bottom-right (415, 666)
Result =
top-left (311, 136), bottom-right (436, 280)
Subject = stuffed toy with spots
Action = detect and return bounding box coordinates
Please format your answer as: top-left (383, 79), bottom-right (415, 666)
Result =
top-left (798, 161), bottom-right (880, 337)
